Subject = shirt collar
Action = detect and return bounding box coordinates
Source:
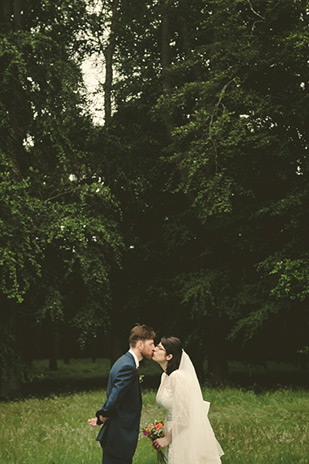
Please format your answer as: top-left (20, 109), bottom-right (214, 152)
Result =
top-left (129, 349), bottom-right (140, 369)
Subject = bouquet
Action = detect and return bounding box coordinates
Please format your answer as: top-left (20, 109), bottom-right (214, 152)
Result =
top-left (142, 420), bottom-right (167, 464)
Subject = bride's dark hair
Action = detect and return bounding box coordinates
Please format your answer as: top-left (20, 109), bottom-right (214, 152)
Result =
top-left (161, 336), bottom-right (182, 375)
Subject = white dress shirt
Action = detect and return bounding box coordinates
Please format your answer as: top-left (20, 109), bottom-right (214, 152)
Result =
top-left (129, 349), bottom-right (140, 369)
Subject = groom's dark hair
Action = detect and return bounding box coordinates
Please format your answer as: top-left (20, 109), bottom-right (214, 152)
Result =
top-left (161, 336), bottom-right (182, 375)
top-left (129, 324), bottom-right (155, 347)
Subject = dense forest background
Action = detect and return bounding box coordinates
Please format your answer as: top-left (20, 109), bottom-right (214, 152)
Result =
top-left (1, 0), bottom-right (308, 395)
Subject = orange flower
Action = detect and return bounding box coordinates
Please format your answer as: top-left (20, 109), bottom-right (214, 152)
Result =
top-left (155, 422), bottom-right (163, 430)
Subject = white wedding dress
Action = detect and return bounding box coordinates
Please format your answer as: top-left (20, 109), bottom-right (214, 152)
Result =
top-left (156, 351), bottom-right (224, 464)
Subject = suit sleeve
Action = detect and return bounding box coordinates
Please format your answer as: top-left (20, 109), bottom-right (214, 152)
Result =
top-left (96, 363), bottom-right (137, 422)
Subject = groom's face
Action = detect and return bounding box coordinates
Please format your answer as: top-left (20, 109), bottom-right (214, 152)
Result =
top-left (139, 339), bottom-right (155, 360)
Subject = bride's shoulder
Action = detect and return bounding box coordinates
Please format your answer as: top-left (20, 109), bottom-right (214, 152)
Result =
top-left (169, 369), bottom-right (186, 381)
top-left (169, 369), bottom-right (190, 390)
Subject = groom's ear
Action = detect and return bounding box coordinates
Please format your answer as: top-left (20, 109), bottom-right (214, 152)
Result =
top-left (166, 354), bottom-right (173, 361)
top-left (136, 340), bottom-right (143, 350)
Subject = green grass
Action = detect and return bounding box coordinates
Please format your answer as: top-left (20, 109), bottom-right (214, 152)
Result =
top-left (1, 387), bottom-right (308, 464)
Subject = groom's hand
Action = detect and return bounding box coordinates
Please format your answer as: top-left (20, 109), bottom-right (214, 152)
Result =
top-left (88, 416), bottom-right (110, 427)
top-left (88, 417), bottom-right (99, 427)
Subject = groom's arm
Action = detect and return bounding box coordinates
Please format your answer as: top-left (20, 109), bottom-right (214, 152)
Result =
top-left (96, 363), bottom-right (136, 422)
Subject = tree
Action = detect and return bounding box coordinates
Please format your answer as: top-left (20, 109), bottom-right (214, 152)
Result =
top-left (155, 0), bottom-right (309, 373)
top-left (105, 0), bottom-right (309, 378)
top-left (0, 0), bottom-right (123, 393)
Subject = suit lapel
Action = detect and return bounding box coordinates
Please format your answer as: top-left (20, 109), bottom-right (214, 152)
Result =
top-left (126, 352), bottom-right (142, 404)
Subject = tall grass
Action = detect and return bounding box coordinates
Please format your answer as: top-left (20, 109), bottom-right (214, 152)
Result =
top-left (1, 387), bottom-right (308, 463)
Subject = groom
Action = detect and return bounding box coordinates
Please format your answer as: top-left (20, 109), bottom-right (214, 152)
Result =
top-left (88, 324), bottom-right (155, 464)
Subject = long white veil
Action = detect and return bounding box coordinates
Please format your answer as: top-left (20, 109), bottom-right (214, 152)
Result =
top-left (171, 350), bottom-right (224, 464)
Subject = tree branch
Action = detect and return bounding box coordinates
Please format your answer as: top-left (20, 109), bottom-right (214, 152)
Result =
top-left (247, 0), bottom-right (265, 20)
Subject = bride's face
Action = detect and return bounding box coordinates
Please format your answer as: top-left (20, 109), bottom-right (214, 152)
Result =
top-left (152, 343), bottom-right (168, 363)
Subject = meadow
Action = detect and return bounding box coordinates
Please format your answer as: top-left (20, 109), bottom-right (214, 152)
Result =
top-left (1, 359), bottom-right (308, 463)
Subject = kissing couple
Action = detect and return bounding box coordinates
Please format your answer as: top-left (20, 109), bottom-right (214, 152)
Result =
top-left (88, 324), bottom-right (224, 464)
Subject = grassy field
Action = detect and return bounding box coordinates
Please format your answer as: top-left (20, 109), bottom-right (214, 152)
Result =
top-left (1, 386), bottom-right (308, 464)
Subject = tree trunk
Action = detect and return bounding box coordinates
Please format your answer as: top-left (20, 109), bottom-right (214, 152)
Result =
top-left (49, 357), bottom-right (58, 371)
top-left (48, 324), bottom-right (59, 371)
top-left (207, 354), bottom-right (229, 380)
top-left (13, 0), bottom-right (23, 31)
top-left (104, 0), bottom-right (119, 125)
top-left (160, 0), bottom-right (174, 137)
top-left (181, 16), bottom-right (202, 82)
top-left (1, 0), bottom-right (26, 177)
top-left (1, 0), bottom-right (12, 30)
top-left (0, 303), bottom-right (22, 397)
top-left (186, 341), bottom-right (206, 382)
top-left (108, 266), bottom-right (129, 366)
top-left (61, 323), bottom-right (71, 365)
top-left (205, 319), bottom-right (229, 381)
top-left (109, 326), bottom-right (123, 366)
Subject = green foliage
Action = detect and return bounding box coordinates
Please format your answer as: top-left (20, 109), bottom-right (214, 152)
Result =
top-left (268, 258), bottom-right (309, 302)
top-left (0, 1), bottom-right (124, 384)
top-left (109, 0), bottom-right (309, 367)
top-left (0, 162), bottom-right (42, 302)
top-left (1, 0), bottom-right (308, 388)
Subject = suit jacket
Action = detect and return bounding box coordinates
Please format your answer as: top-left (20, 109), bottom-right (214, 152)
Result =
top-left (96, 352), bottom-right (142, 461)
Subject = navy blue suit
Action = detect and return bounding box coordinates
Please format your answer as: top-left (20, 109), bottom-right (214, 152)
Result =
top-left (96, 352), bottom-right (142, 463)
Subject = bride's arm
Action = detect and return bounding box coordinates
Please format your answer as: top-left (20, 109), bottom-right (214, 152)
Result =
top-left (153, 429), bottom-right (172, 450)
top-left (172, 370), bottom-right (190, 430)
top-left (153, 371), bottom-right (189, 450)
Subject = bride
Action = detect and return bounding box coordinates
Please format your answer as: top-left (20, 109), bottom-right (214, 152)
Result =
top-left (152, 336), bottom-right (224, 463)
